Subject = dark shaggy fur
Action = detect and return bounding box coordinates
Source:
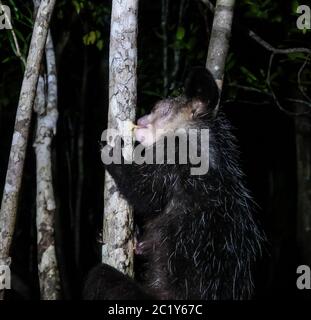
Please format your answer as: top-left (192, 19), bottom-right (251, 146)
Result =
top-left (84, 67), bottom-right (264, 300)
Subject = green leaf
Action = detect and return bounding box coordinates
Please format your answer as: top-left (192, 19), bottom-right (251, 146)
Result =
top-left (287, 52), bottom-right (308, 61)
top-left (176, 27), bottom-right (185, 41)
top-left (292, 0), bottom-right (299, 12)
top-left (2, 57), bottom-right (13, 64)
top-left (225, 53), bottom-right (236, 72)
top-left (83, 31), bottom-right (97, 45)
top-left (240, 66), bottom-right (258, 83)
top-left (95, 30), bottom-right (101, 38)
top-left (185, 37), bottom-right (195, 50)
top-left (72, 0), bottom-right (81, 14)
top-left (96, 39), bottom-right (104, 51)
top-left (142, 90), bottom-right (162, 97)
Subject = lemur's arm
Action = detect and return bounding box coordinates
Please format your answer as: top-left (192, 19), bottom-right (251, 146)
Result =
top-left (102, 140), bottom-right (178, 215)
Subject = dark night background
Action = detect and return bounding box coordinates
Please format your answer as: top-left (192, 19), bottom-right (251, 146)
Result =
top-left (0, 0), bottom-right (311, 299)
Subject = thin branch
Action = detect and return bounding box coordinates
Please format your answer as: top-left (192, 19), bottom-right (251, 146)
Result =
top-left (201, 0), bottom-right (311, 116)
top-left (228, 83), bottom-right (272, 96)
top-left (224, 98), bottom-right (271, 106)
top-left (161, 0), bottom-right (169, 96)
top-left (171, 0), bottom-right (186, 86)
top-left (75, 44), bottom-right (88, 275)
top-left (248, 30), bottom-right (311, 55)
top-left (200, 0), bottom-right (214, 13)
top-left (197, 0), bottom-right (211, 46)
top-left (0, 0), bottom-right (56, 300)
top-left (285, 98), bottom-right (311, 109)
top-left (297, 56), bottom-right (311, 103)
top-left (0, 0), bottom-right (26, 67)
top-left (251, 34), bottom-right (311, 115)
top-left (34, 28), bottom-right (60, 300)
top-left (201, 0), bottom-right (311, 56)
top-left (266, 53), bottom-right (311, 115)
top-left (229, 83), bottom-right (311, 107)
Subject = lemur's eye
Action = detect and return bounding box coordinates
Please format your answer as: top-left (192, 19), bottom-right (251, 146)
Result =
top-left (157, 104), bottom-right (171, 117)
top-left (161, 108), bottom-right (169, 116)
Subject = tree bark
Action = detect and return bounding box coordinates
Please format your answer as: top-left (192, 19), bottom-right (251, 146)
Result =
top-left (33, 29), bottom-right (60, 300)
top-left (102, 0), bottom-right (138, 277)
top-left (0, 0), bottom-right (56, 300)
top-left (206, 0), bottom-right (235, 110)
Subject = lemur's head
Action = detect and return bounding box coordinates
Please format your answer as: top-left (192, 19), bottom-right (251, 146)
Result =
top-left (135, 67), bottom-right (219, 147)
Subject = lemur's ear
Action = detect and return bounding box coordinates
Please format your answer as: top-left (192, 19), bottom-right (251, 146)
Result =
top-left (184, 67), bottom-right (220, 109)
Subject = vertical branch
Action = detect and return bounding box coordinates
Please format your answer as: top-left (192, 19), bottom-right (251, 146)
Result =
top-left (0, 0), bottom-right (26, 67)
top-left (161, 0), bottom-right (169, 96)
top-left (74, 44), bottom-right (88, 274)
top-left (206, 0), bottom-right (235, 110)
top-left (171, 0), bottom-right (186, 86)
top-left (102, 0), bottom-right (138, 277)
top-left (200, 0), bottom-right (215, 13)
top-left (33, 29), bottom-right (60, 300)
top-left (0, 0), bottom-right (56, 300)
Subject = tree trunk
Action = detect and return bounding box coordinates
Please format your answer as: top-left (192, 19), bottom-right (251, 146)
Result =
top-left (102, 0), bottom-right (138, 277)
top-left (0, 0), bottom-right (56, 300)
top-left (206, 0), bottom-right (235, 109)
top-left (33, 29), bottom-right (60, 300)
